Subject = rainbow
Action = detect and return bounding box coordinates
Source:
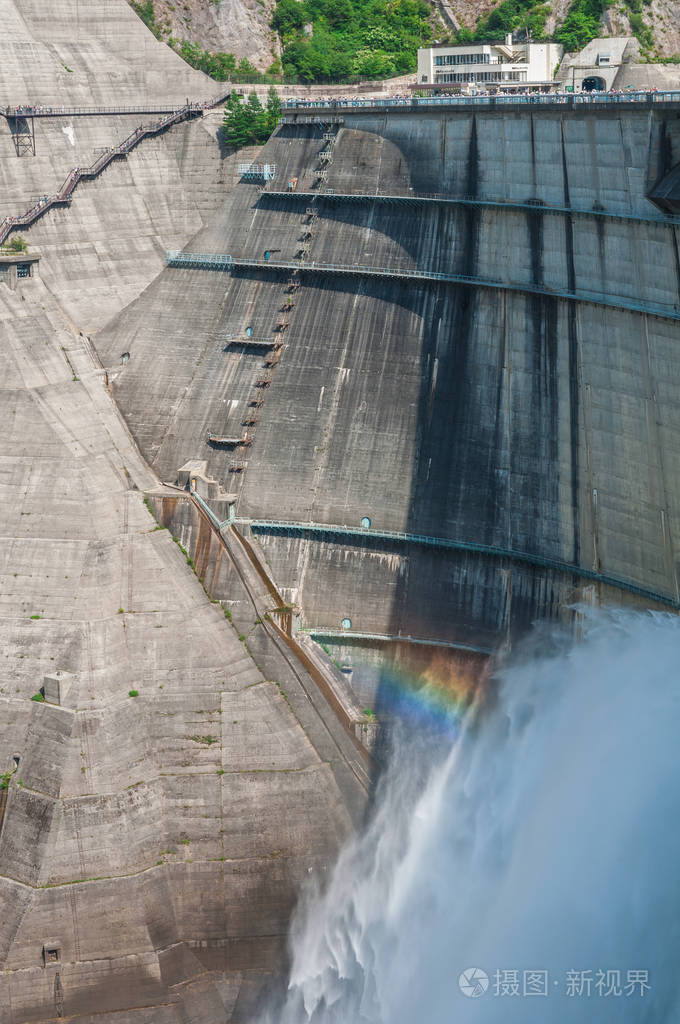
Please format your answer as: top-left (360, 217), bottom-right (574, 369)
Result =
top-left (370, 648), bottom-right (490, 735)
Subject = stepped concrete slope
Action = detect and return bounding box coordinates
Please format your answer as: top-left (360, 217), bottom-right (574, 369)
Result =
top-left (0, 273), bottom-right (362, 1022)
top-left (100, 100), bottom-right (680, 658)
top-left (0, 0), bottom-right (216, 106)
top-left (0, 3), bottom-right (367, 1021)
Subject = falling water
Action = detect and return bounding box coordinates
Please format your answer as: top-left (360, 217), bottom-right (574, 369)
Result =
top-left (262, 609), bottom-right (680, 1023)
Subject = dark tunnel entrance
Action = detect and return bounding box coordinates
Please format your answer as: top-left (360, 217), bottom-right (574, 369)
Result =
top-left (582, 76), bottom-right (606, 92)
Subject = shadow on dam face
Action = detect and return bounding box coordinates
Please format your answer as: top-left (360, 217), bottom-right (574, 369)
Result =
top-left (315, 117), bottom-right (579, 758)
top-left (237, 117), bottom-right (591, 769)
top-left (367, 283), bottom-right (566, 761)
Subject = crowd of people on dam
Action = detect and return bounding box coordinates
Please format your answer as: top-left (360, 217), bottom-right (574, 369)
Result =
top-left (281, 87), bottom-right (677, 109)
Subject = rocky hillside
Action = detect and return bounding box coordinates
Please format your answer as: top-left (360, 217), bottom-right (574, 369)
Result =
top-left (130, 0), bottom-right (680, 72)
top-left (432, 0), bottom-right (679, 59)
top-left (603, 0), bottom-right (680, 60)
top-left (131, 0), bottom-right (278, 68)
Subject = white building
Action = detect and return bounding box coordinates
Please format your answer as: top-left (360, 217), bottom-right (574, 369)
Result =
top-left (415, 36), bottom-right (563, 93)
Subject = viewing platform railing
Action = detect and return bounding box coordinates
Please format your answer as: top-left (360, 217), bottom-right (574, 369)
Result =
top-left (2, 104), bottom-right (190, 118)
top-left (1, 95), bottom-right (231, 118)
top-left (165, 251), bottom-right (680, 322)
top-left (282, 90), bottom-right (680, 112)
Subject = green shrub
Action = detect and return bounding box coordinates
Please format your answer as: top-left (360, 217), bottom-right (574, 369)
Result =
top-left (628, 10), bottom-right (654, 48)
top-left (128, 689), bottom-right (140, 697)
top-left (176, 39), bottom-right (237, 79)
top-left (130, 0), bottom-right (163, 38)
top-left (4, 235), bottom-right (28, 252)
top-left (554, 0), bottom-right (606, 51)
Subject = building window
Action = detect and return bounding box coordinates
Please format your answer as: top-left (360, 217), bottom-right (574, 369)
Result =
top-left (16, 263), bottom-right (31, 278)
top-left (435, 70), bottom-right (509, 83)
top-left (434, 52), bottom-right (491, 67)
top-left (43, 945), bottom-right (61, 966)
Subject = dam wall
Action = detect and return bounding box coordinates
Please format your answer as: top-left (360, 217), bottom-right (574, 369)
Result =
top-left (0, 272), bottom-right (363, 1022)
top-left (0, 0), bottom-right (228, 334)
top-left (1, 2), bottom-right (678, 1015)
top-left (101, 101), bottom-right (680, 652)
top-left (0, 0), bottom-right (215, 107)
top-left (0, 5), bottom-right (371, 1020)
top-left (0, 111), bottom-right (242, 332)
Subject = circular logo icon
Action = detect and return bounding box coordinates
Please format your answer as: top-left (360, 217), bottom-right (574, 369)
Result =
top-left (459, 967), bottom-right (489, 998)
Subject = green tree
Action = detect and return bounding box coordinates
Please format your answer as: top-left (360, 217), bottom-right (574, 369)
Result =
top-left (272, 0), bottom-right (306, 34)
top-left (472, 0), bottom-right (550, 42)
top-left (223, 92), bottom-right (252, 147)
top-left (238, 57), bottom-right (258, 74)
top-left (273, 0), bottom-right (434, 81)
top-left (265, 86), bottom-right (282, 132)
top-left (247, 91), bottom-right (268, 137)
top-left (177, 40), bottom-right (237, 79)
top-left (554, 0), bottom-right (606, 50)
top-left (352, 48), bottom-right (396, 77)
top-left (222, 90), bottom-right (281, 148)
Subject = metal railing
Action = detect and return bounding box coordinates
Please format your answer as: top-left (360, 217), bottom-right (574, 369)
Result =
top-left (1, 102), bottom-right (207, 118)
top-left (192, 491), bottom-right (233, 530)
top-left (298, 627), bottom-right (493, 655)
top-left (0, 105), bottom-right (199, 246)
top-left (243, 518), bottom-right (679, 609)
top-left (260, 188), bottom-right (679, 227)
top-left (164, 251), bottom-right (680, 322)
top-left (282, 90), bottom-right (680, 112)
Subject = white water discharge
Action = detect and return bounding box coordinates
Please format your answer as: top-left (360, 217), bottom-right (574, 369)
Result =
top-left (264, 610), bottom-right (680, 1023)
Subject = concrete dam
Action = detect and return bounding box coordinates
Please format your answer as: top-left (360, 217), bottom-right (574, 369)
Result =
top-left (0, 6), bottom-right (679, 1015)
top-left (107, 96), bottom-right (680, 656)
